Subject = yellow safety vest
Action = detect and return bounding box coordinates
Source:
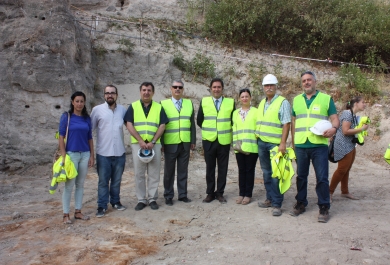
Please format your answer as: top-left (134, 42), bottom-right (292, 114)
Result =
top-left (293, 92), bottom-right (330, 145)
top-left (232, 107), bottom-right (258, 154)
top-left (50, 154), bottom-right (78, 194)
top-left (201, 97), bottom-right (234, 145)
top-left (384, 144), bottom-right (390, 165)
top-left (256, 96), bottom-right (286, 144)
top-left (161, 99), bottom-right (192, 144)
top-left (270, 146), bottom-right (296, 194)
top-left (354, 116), bottom-right (370, 144)
top-left (131, 100), bottom-right (161, 144)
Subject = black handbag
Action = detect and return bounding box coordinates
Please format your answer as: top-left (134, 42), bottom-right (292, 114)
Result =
top-left (328, 135), bottom-right (337, 163)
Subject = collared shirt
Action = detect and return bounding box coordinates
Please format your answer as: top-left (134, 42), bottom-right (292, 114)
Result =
top-left (263, 94), bottom-right (292, 125)
top-left (172, 97), bottom-right (182, 111)
top-left (91, 102), bottom-right (127, 156)
top-left (213, 96), bottom-right (223, 111)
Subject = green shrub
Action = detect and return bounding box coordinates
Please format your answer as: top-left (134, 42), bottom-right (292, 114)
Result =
top-left (173, 51), bottom-right (215, 81)
top-left (203, 0), bottom-right (390, 67)
top-left (339, 64), bottom-right (379, 98)
top-left (117, 38), bottom-right (135, 55)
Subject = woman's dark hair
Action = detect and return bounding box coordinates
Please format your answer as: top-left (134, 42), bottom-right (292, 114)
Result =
top-left (69, 91), bottom-right (89, 117)
top-left (346, 96), bottom-right (363, 114)
top-left (239, 88), bottom-right (251, 97)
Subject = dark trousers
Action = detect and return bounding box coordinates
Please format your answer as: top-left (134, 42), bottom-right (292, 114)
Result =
top-left (295, 146), bottom-right (330, 209)
top-left (163, 143), bottom-right (190, 199)
top-left (235, 152), bottom-right (258, 197)
top-left (203, 140), bottom-right (230, 196)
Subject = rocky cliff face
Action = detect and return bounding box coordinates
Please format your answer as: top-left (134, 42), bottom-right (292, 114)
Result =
top-left (0, 0), bottom-right (96, 171)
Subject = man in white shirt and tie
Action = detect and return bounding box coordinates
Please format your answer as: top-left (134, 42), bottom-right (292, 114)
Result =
top-left (160, 80), bottom-right (196, 206)
top-left (197, 78), bottom-right (235, 203)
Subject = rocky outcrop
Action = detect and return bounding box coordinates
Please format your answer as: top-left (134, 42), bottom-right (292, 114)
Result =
top-left (0, 0), bottom-right (96, 171)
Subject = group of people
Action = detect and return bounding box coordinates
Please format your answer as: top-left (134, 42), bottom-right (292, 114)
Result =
top-left (57, 70), bottom-right (368, 224)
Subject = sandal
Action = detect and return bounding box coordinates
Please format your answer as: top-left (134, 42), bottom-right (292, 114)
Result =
top-left (63, 213), bottom-right (72, 224)
top-left (242, 197), bottom-right (251, 205)
top-left (236, 196), bottom-right (244, 204)
top-left (341, 193), bottom-right (359, 200)
top-left (74, 210), bottom-right (90, 220)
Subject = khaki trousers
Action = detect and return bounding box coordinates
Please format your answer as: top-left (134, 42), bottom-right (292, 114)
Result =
top-left (131, 144), bottom-right (162, 204)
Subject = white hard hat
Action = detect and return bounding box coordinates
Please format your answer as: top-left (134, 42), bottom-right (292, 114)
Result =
top-left (262, 74), bottom-right (278, 85)
top-left (310, 120), bottom-right (332, 135)
top-left (138, 148), bottom-right (155, 163)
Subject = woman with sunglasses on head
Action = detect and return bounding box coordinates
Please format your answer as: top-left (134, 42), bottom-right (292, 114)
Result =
top-left (329, 96), bottom-right (368, 202)
top-left (58, 91), bottom-right (94, 224)
top-left (232, 88), bottom-right (258, 205)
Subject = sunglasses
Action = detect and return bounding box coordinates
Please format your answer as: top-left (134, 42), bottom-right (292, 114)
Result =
top-left (172, 86), bottom-right (183, 89)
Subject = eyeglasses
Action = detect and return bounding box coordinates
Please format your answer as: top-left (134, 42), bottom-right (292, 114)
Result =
top-left (172, 86), bottom-right (183, 89)
top-left (104, 92), bottom-right (117, 95)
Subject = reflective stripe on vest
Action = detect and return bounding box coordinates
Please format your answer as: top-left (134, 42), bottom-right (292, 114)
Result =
top-left (161, 99), bottom-right (192, 144)
top-left (232, 107), bottom-right (258, 153)
top-left (256, 96), bottom-right (285, 144)
top-left (201, 97), bottom-right (234, 145)
top-left (293, 92), bottom-right (330, 145)
top-left (131, 100), bottom-right (161, 143)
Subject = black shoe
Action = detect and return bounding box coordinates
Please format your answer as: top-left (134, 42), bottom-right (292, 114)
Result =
top-left (149, 201), bottom-right (159, 210)
top-left (318, 205), bottom-right (330, 223)
top-left (178, 197), bottom-right (192, 203)
top-left (135, 202), bottom-right (146, 211)
top-left (96, 207), bottom-right (106, 218)
top-left (165, 198), bottom-right (173, 206)
top-left (112, 202), bottom-right (126, 211)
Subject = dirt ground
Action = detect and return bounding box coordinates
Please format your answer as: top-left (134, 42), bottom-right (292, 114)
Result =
top-left (1, 146), bottom-right (390, 265)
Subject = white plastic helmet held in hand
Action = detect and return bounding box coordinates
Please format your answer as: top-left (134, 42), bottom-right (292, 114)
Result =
top-left (262, 74), bottom-right (278, 85)
top-left (310, 120), bottom-right (332, 135)
top-left (138, 148), bottom-right (155, 163)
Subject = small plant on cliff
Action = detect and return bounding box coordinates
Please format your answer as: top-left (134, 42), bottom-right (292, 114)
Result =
top-left (93, 44), bottom-right (108, 57)
top-left (117, 38), bottom-right (135, 55)
top-left (173, 51), bottom-right (215, 82)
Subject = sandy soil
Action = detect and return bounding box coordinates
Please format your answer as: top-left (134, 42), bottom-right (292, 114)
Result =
top-left (1, 146), bottom-right (390, 265)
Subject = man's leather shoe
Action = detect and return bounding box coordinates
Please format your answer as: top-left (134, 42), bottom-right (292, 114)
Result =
top-left (165, 198), bottom-right (173, 206)
top-left (135, 202), bottom-right (146, 211)
top-left (217, 195), bottom-right (227, 204)
top-left (178, 197), bottom-right (192, 203)
top-left (202, 194), bottom-right (215, 203)
top-left (149, 201), bottom-right (159, 210)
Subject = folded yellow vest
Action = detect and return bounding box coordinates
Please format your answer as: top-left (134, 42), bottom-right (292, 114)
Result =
top-left (354, 116), bottom-right (370, 144)
top-left (270, 146), bottom-right (296, 194)
top-left (50, 155), bottom-right (78, 194)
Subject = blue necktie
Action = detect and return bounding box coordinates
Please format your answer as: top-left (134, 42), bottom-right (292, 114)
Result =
top-left (215, 99), bottom-right (219, 111)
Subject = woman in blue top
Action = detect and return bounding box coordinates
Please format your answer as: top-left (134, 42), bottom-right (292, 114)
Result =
top-left (59, 91), bottom-right (94, 224)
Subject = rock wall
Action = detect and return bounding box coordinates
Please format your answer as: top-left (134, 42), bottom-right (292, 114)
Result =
top-left (0, 0), bottom-right (96, 171)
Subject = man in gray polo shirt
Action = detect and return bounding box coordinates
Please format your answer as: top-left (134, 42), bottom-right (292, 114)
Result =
top-left (91, 85), bottom-right (127, 217)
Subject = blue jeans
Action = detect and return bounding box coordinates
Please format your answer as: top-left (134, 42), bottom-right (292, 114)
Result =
top-left (295, 146), bottom-right (330, 209)
top-left (63, 151), bottom-right (90, 213)
top-left (258, 139), bottom-right (284, 207)
top-left (96, 153), bottom-right (126, 209)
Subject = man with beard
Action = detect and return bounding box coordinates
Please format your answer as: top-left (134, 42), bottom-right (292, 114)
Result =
top-left (91, 85), bottom-right (127, 217)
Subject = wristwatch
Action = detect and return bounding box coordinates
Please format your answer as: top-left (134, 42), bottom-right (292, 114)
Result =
top-left (151, 140), bottom-right (156, 145)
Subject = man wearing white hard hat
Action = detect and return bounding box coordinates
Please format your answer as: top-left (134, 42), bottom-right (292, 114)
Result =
top-left (290, 71), bottom-right (339, 223)
top-left (256, 74), bottom-right (291, 216)
top-left (125, 82), bottom-right (169, 211)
